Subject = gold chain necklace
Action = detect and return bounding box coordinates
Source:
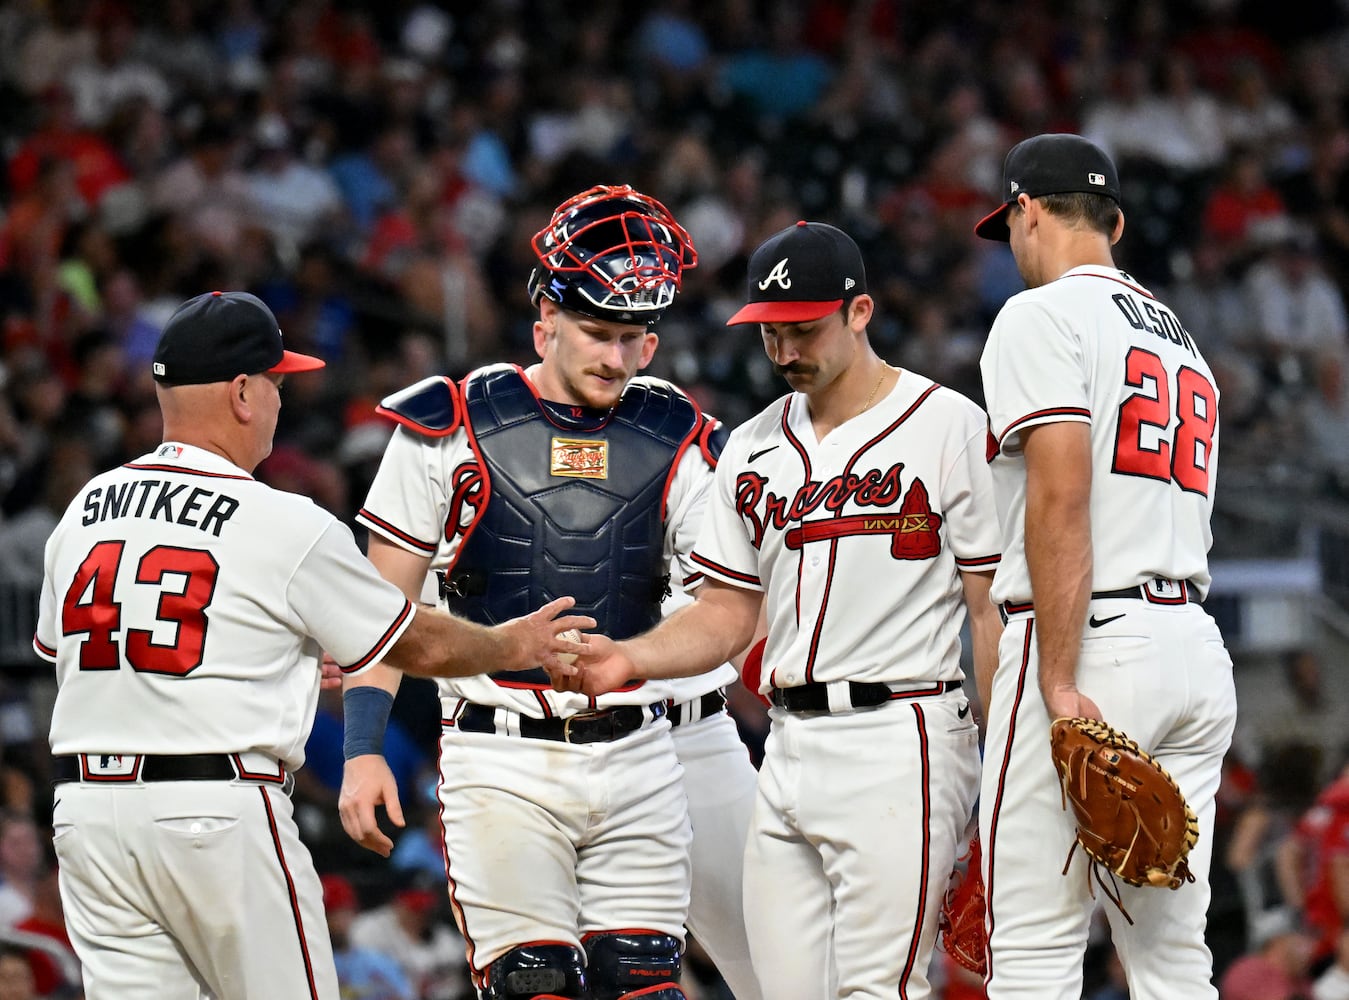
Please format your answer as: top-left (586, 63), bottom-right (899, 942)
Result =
top-left (860, 364), bottom-right (891, 416)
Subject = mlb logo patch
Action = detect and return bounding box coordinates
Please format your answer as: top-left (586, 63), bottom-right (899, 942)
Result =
top-left (156, 443), bottom-right (184, 459)
top-left (83, 754), bottom-right (141, 780)
top-left (1088, 172), bottom-right (1106, 186)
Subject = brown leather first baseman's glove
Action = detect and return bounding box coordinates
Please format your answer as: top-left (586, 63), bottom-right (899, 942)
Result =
top-left (938, 836), bottom-right (986, 976)
top-left (1050, 718), bottom-right (1199, 895)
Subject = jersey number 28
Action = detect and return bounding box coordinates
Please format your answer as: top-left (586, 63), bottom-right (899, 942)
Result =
top-left (1112, 347), bottom-right (1217, 497)
top-left (61, 540), bottom-right (219, 675)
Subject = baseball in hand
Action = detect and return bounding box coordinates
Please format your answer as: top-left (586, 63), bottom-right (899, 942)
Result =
top-left (556, 629), bottom-right (583, 666)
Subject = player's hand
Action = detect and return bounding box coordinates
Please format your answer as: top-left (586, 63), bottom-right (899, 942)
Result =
top-left (495, 596), bottom-right (595, 673)
top-left (1042, 683), bottom-right (1103, 723)
top-left (339, 755), bottom-right (405, 858)
top-left (570, 634), bottom-right (638, 697)
top-left (320, 653), bottom-right (342, 691)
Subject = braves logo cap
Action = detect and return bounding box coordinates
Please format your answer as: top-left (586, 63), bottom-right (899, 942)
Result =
top-left (974, 133), bottom-right (1121, 242)
top-left (152, 290), bottom-right (325, 384)
top-left (726, 221), bottom-right (866, 325)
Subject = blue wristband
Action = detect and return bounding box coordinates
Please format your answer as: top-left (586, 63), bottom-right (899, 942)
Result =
top-left (342, 686), bottom-right (394, 760)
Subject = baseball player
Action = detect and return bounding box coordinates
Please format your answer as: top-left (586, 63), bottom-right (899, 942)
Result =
top-left (341, 185), bottom-right (760, 1000)
top-left (32, 291), bottom-right (592, 1000)
top-left (973, 133), bottom-right (1237, 999)
top-left (558, 221), bottom-right (1003, 999)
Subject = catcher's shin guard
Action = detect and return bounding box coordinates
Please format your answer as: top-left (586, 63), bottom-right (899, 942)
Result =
top-left (585, 931), bottom-right (684, 1000)
top-left (483, 943), bottom-right (587, 999)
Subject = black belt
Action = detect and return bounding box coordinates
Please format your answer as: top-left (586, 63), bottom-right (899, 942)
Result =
top-left (668, 690), bottom-right (727, 728)
top-left (999, 579), bottom-right (1202, 624)
top-left (454, 703), bottom-right (664, 744)
top-left (53, 754), bottom-right (242, 784)
top-left (770, 679), bottom-right (961, 713)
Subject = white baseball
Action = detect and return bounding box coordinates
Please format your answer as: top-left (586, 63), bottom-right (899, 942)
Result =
top-left (556, 628), bottom-right (583, 665)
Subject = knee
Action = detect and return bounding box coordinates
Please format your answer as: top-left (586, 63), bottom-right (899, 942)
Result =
top-left (482, 942), bottom-right (587, 1000)
top-left (585, 931), bottom-right (686, 1000)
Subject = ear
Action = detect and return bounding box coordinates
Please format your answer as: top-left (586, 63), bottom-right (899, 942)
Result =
top-left (636, 330), bottom-right (659, 370)
top-left (848, 294), bottom-right (875, 332)
top-left (228, 374), bottom-right (251, 422)
top-left (533, 299), bottom-right (558, 360)
top-left (1110, 208), bottom-right (1126, 246)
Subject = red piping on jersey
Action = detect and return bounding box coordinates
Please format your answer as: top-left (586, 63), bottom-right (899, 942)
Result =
top-left (439, 371), bottom-right (493, 590)
top-left (534, 688), bottom-right (555, 718)
top-left (955, 554), bottom-right (1000, 569)
top-left (436, 771), bottom-right (487, 990)
top-left (123, 463), bottom-right (252, 480)
top-left (780, 398), bottom-right (812, 629)
top-left (898, 703), bottom-right (932, 996)
top-left (356, 507), bottom-right (439, 554)
top-left (341, 599), bottom-right (414, 673)
top-left (698, 415), bottom-right (722, 469)
top-left (802, 381), bottom-right (942, 683)
top-left (231, 753), bottom-right (286, 785)
top-left (258, 785), bottom-right (321, 1000)
top-left (660, 393), bottom-right (704, 523)
top-left (32, 635), bottom-right (56, 659)
top-left (689, 551), bottom-right (760, 587)
top-left (997, 407), bottom-right (1091, 449)
top-left (683, 570), bottom-right (705, 588)
top-left (374, 375), bottom-right (462, 436)
top-left (1062, 271), bottom-right (1156, 298)
top-left (983, 621), bottom-right (1035, 992)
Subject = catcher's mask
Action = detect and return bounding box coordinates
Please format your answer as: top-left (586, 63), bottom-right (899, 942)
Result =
top-left (527, 184), bottom-right (697, 326)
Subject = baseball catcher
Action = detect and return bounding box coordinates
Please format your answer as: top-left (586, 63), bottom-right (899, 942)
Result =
top-left (1050, 717), bottom-right (1200, 920)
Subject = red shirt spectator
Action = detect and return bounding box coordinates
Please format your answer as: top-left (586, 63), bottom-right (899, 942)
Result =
top-left (1292, 770), bottom-right (1349, 961)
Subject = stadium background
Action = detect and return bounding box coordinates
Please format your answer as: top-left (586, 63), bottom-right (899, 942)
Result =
top-left (0, 0), bottom-right (1347, 996)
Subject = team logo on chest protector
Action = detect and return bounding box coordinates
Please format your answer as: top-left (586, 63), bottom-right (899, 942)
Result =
top-left (734, 465), bottom-right (943, 559)
top-left (551, 438), bottom-right (607, 479)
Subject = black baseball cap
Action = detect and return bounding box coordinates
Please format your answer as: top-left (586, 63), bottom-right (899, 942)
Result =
top-left (726, 221), bottom-right (866, 325)
top-left (152, 291), bottom-right (324, 384)
top-left (974, 133), bottom-right (1121, 242)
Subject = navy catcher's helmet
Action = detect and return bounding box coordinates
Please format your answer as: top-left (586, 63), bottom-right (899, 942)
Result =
top-left (528, 185), bottom-right (698, 326)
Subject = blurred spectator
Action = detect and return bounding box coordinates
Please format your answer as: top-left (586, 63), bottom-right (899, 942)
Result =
top-left (349, 869), bottom-right (472, 1000)
top-left (1237, 649), bottom-right (1349, 788)
top-left (1242, 221), bottom-right (1349, 395)
top-left (1200, 146), bottom-right (1289, 271)
top-left (1220, 58), bottom-right (1297, 162)
top-left (245, 113), bottom-right (344, 260)
top-left (63, 6), bottom-right (170, 129)
top-left (1277, 759), bottom-right (1349, 968)
top-left (0, 813), bottom-right (43, 926)
top-left (14, 0), bottom-right (94, 97)
top-left (0, 944), bottom-right (37, 1000)
top-left (148, 116), bottom-right (254, 260)
top-left (1301, 352), bottom-right (1349, 499)
top-left (11, 863), bottom-right (76, 999)
top-left (8, 84), bottom-right (130, 210)
top-left (321, 873), bottom-right (414, 1000)
top-left (1219, 906), bottom-right (1315, 1000)
top-left (718, 5), bottom-right (834, 123)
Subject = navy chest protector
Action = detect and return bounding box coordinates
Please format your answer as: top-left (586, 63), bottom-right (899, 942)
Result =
top-left (429, 369), bottom-right (702, 686)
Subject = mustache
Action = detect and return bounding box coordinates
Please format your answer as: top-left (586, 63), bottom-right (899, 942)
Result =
top-left (774, 362), bottom-right (818, 377)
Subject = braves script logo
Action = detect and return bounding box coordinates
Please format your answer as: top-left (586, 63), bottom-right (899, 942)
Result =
top-left (444, 463), bottom-right (487, 545)
top-left (758, 257), bottom-right (792, 291)
top-left (734, 466), bottom-right (943, 559)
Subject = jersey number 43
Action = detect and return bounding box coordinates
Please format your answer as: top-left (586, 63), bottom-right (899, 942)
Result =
top-left (1111, 347), bottom-right (1217, 497)
top-left (61, 540), bottom-right (219, 675)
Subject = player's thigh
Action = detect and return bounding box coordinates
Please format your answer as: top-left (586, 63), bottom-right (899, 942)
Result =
top-left (53, 789), bottom-right (208, 1000)
top-left (575, 725), bottom-right (691, 938)
top-left (438, 732), bottom-right (590, 966)
top-left (144, 784), bottom-right (337, 1000)
top-left (742, 730), bottom-right (832, 998)
top-left (981, 622), bottom-right (1096, 999)
top-left (805, 700), bottom-right (979, 998)
top-left (674, 715), bottom-right (762, 1000)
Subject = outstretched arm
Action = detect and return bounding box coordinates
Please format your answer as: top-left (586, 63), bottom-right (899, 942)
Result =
top-left (557, 579), bottom-right (761, 696)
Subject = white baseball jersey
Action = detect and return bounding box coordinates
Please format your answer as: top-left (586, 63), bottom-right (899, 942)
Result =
top-left (358, 365), bottom-right (715, 716)
top-left (35, 442), bottom-right (415, 769)
top-left (981, 264), bottom-right (1220, 604)
top-left (693, 370), bottom-right (1001, 694)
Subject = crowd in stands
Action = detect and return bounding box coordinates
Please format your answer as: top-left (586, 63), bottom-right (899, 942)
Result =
top-left (0, 0), bottom-right (1348, 996)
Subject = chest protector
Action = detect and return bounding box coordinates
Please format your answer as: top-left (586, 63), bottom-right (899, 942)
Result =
top-left (447, 368), bottom-right (701, 686)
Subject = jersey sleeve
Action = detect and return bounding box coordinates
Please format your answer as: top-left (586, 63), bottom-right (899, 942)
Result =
top-left (33, 550), bottom-right (58, 662)
top-left (356, 426), bottom-right (461, 556)
top-left (664, 445), bottom-right (717, 590)
top-left (981, 297), bottom-right (1091, 455)
top-left (689, 430), bottom-right (764, 592)
top-left (287, 520), bottom-right (417, 675)
top-left (943, 405), bottom-right (1003, 572)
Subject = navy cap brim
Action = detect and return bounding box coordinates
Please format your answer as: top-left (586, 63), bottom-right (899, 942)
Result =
top-left (974, 202), bottom-right (1013, 242)
top-left (726, 299), bottom-right (843, 326)
top-left (270, 349), bottom-right (325, 374)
